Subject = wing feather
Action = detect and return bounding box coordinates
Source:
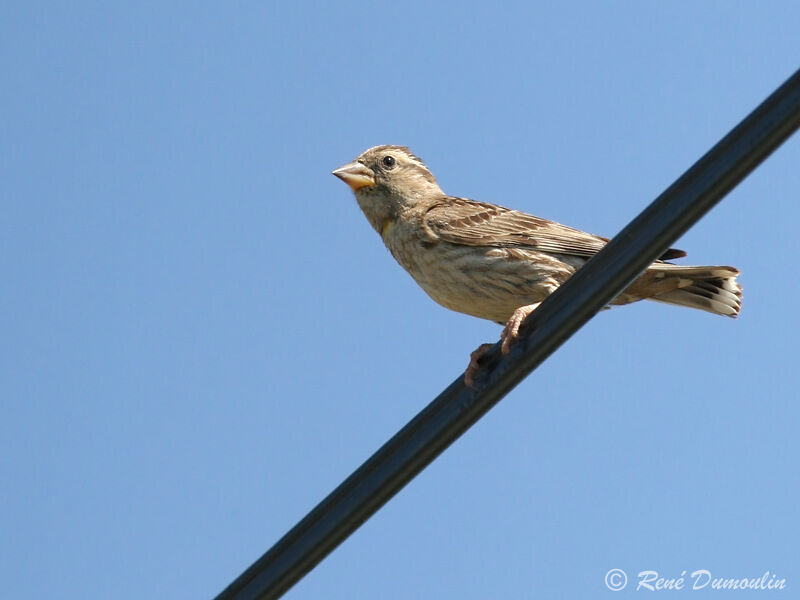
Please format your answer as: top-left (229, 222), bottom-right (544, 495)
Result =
top-left (424, 197), bottom-right (686, 260)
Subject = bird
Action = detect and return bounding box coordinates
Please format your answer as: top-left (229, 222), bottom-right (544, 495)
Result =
top-left (332, 145), bottom-right (741, 385)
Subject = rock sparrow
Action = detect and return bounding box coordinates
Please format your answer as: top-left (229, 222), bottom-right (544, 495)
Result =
top-left (333, 145), bottom-right (741, 385)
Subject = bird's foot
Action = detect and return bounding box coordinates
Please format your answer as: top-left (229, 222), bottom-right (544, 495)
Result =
top-left (500, 303), bottom-right (541, 355)
top-left (464, 343), bottom-right (495, 387)
top-left (464, 303), bottom-right (542, 386)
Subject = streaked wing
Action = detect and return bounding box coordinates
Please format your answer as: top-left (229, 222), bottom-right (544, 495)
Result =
top-left (424, 197), bottom-right (686, 260)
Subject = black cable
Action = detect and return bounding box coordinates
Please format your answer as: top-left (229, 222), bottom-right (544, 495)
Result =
top-left (215, 67), bottom-right (800, 600)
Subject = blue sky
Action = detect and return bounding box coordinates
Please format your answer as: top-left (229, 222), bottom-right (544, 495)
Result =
top-left (2, 2), bottom-right (799, 598)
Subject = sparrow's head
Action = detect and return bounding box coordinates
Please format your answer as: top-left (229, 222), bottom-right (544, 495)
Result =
top-left (332, 145), bottom-right (443, 203)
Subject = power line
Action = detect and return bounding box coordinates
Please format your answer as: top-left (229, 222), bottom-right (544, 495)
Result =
top-left (215, 67), bottom-right (800, 600)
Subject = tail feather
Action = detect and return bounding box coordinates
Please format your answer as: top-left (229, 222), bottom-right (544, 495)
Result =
top-left (647, 266), bottom-right (742, 317)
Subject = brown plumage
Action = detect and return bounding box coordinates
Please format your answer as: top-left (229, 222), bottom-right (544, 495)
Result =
top-left (333, 145), bottom-right (742, 384)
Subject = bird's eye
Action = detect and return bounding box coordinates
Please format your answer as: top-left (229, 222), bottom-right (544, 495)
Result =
top-left (382, 155), bottom-right (396, 169)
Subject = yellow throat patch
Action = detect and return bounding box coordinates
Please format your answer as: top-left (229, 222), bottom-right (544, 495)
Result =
top-left (380, 219), bottom-right (395, 240)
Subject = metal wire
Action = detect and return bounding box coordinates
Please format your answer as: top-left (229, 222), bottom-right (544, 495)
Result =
top-left (216, 67), bottom-right (800, 600)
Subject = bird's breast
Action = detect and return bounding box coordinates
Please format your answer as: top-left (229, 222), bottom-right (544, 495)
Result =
top-left (380, 222), bottom-right (570, 322)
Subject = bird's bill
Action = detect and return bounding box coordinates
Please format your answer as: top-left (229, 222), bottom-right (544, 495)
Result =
top-left (332, 161), bottom-right (375, 191)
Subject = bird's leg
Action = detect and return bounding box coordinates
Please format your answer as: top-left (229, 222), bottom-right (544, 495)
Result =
top-left (464, 343), bottom-right (495, 387)
top-left (500, 302), bottom-right (541, 355)
top-left (464, 303), bottom-right (542, 386)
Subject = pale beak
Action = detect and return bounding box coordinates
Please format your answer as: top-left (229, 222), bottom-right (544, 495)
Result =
top-left (332, 161), bottom-right (375, 191)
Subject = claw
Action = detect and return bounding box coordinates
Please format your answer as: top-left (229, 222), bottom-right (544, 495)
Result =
top-left (464, 303), bottom-right (541, 386)
top-left (500, 303), bottom-right (541, 355)
top-left (464, 343), bottom-right (495, 387)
